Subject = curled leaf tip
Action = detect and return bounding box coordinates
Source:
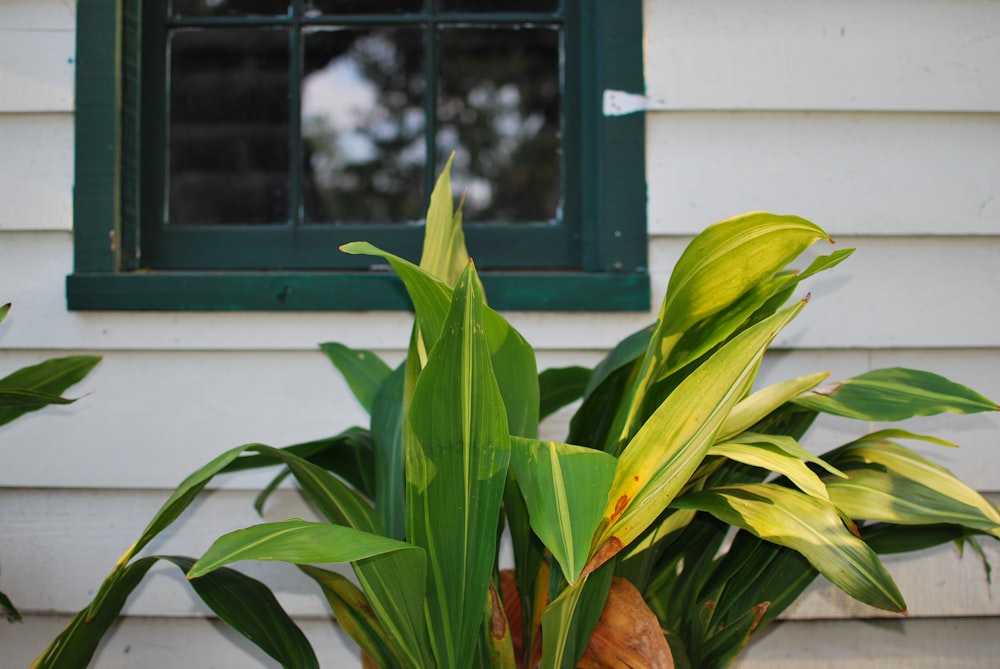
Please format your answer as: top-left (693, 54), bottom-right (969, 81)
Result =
top-left (582, 537), bottom-right (624, 579)
top-left (803, 292), bottom-right (812, 304)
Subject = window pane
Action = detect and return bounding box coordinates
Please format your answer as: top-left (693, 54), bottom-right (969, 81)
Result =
top-left (169, 28), bottom-right (291, 225)
top-left (306, 1), bottom-right (424, 15)
top-left (170, 0), bottom-right (291, 17)
top-left (437, 26), bottom-right (561, 223)
top-left (302, 28), bottom-right (426, 224)
top-left (438, 0), bottom-right (559, 12)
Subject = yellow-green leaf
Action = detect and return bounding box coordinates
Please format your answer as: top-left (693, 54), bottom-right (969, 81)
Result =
top-left (794, 367), bottom-right (999, 420)
top-left (673, 483), bottom-right (906, 612)
top-left (592, 302), bottom-right (805, 566)
top-left (717, 371), bottom-right (830, 442)
top-left (826, 439), bottom-right (1000, 539)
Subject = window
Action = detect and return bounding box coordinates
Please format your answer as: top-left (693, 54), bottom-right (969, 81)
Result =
top-left (68, 0), bottom-right (647, 311)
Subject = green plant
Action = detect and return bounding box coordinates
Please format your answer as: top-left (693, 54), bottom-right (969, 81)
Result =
top-left (34, 164), bottom-right (999, 668)
top-left (0, 303), bottom-right (101, 623)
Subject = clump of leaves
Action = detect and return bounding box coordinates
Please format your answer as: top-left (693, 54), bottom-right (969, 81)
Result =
top-left (34, 164), bottom-right (999, 669)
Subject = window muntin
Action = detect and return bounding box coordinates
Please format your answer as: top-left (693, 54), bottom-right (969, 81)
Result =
top-left (152, 2), bottom-right (566, 270)
top-left (69, 0), bottom-right (648, 311)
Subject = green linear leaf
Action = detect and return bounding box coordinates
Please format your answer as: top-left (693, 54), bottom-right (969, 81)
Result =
top-left (673, 483), bottom-right (905, 612)
top-left (793, 367), bottom-right (999, 420)
top-left (708, 438), bottom-right (839, 501)
top-left (717, 371), bottom-right (830, 442)
top-left (167, 556), bottom-right (318, 669)
top-left (187, 519), bottom-right (419, 578)
top-left (300, 565), bottom-right (404, 669)
top-left (0, 355), bottom-right (102, 426)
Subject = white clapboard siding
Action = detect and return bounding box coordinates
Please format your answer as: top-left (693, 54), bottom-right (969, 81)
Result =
top-left (646, 112), bottom-right (1000, 237)
top-left (0, 347), bottom-right (997, 490)
top-left (0, 0), bottom-right (998, 666)
top-left (4, 615), bottom-right (1000, 669)
top-left (644, 0), bottom-right (1000, 112)
top-left (1, 488), bottom-right (997, 619)
top-left (734, 617), bottom-right (1000, 669)
top-left (0, 615), bottom-right (360, 669)
top-left (2, 231), bottom-right (999, 352)
top-left (0, 2), bottom-right (75, 113)
top-left (0, 113), bottom-right (73, 230)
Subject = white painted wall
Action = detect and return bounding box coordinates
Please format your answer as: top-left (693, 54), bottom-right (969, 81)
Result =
top-left (0, 0), bottom-right (998, 666)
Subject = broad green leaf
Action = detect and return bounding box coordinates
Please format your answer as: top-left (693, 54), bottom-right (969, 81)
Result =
top-left (167, 556), bottom-right (319, 669)
top-left (717, 371), bottom-right (831, 442)
top-left (341, 241), bottom-right (538, 438)
top-left (607, 213), bottom-right (831, 453)
top-left (188, 519), bottom-right (423, 577)
top-left (342, 241), bottom-right (453, 351)
top-left (300, 565), bottom-right (403, 669)
top-left (825, 440), bottom-right (1000, 538)
top-left (709, 433), bottom-right (845, 501)
top-left (372, 363), bottom-right (407, 539)
top-left (405, 262), bottom-right (511, 669)
top-left (420, 152), bottom-right (468, 287)
top-left (538, 366), bottom-right (590, 421)
top-left (591, 303), bottom-right (805, 569)
top-left (0, 302), bottom-right (9, 324)
top-left (509, 437), bottom-right (617, 583)
top-left (673, 483), bottom-right (905, 612)
top-left (320, 343), bottom-right (392, 414)
top-left (793, 367), bottom-right (999, 420)
top-left (0, 355), bottom-right (101, 426)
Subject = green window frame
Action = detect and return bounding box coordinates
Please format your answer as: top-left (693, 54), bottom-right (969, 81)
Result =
top-left (68, 1), bottom-right (648, 312)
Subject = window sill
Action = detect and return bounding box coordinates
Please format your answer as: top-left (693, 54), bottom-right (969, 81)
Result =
top-left (66, 271), bottom-right (650, 312)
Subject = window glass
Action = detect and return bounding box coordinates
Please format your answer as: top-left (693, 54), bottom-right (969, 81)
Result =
top-left (168, 27), bottom-right (291, 225)
top-left (302, 28), bottom-right (426, 223)
top-left (307, 0), bottom-right (424, 14)
top-left (171, 0), bottom-right (291, 17)
top-left (437, 26), bottom-right (561, 222)
top-left (439, 0), bottom-right (558, 12)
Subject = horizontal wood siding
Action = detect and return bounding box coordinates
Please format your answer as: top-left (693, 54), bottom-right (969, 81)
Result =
top-left (0, 0), bottom-right (997, 666)
top-left (2, 232), bottom-right (1000, 351)
top-left (645, 0), bottom-right (1000, 112)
